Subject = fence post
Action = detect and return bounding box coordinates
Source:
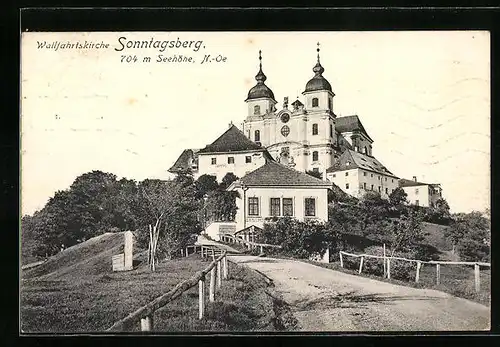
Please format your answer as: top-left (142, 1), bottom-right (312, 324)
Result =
top-left (474, 264), bottom-right (480, 293)
top-left (223, 255), bottom-right (228, 279)
top-left (217, 260), bottom-right (222, 288)
top-left (140, 316), bottom-right (153, 332)
top-left (185, 247), bottom-right (189, 257)
top-left (209, 267), bottom-right (216, 302)
top-left (211, 248), bottom-right (215, 261)
top-left (358, 256), bottom-right (364, 274)
top-left (383, 244), bottom-right (387, 278)
top-left (180, 249), bottom-right (184, 257)
top-left (260, 245), bottom-right (263, 254)
top-left (436, 263), bottom-right (441, 286)
top-left (339, 252), bottom-right (344, 268)
top-left (415, 261), bottom-right (421, 283)
top-left (387, 258), bottom-right (391, 280)
top-left (198, 276), bottom-right (205, 319)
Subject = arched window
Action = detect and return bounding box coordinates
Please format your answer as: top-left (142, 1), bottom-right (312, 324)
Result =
top-left (254, 130), bottom-right (260, 142)
top-left (312, 98), bottom-right (319, 107)
top-left (364, 146), bottom-right (368, 154)
top-left (254, 105), bottom-right (260, 115)
top-left (312, 123), bottom-right (318, 135)
top-left (312, 151), bottom-right (319, 161)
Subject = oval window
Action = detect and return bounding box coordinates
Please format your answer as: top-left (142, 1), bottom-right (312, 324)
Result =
top-left (281, 125), bottom-right (290, 137)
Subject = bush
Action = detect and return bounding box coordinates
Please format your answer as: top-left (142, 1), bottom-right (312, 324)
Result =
top-left (458, 239), bottom-right (490, 262)
top-left (389, 256), bottom-right (416, 281)
top-left (261, 217), bottom-right (333, 259)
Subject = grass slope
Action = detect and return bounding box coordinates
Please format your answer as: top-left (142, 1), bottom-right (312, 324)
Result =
top-left (20, 233), bottom-right (283, 333)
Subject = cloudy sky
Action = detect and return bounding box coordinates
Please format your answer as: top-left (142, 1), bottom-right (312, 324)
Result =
top-left (21, 31), bottom-right (490, 215)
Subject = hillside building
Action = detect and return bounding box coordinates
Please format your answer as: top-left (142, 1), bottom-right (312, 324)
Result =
top-left (399, 177), bottom-right (443, 207)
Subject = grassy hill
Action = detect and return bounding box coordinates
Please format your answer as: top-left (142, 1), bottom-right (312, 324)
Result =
top-left (20, 232), bottom-right (280, 333)
top-left (421, 222), bottom-right (452, 253)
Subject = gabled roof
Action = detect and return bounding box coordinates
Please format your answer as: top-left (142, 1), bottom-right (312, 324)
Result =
top-left (168, 148), bottom-right (199, 173)
top-left (326, 149), bottom-right (398, 178)
top-left (335, 115), bottom-right (373, 142)
top-left (234, 161), bottom-right (332, 187)
top-left (399, 178), bottom-right (441, 188)
top-left (197, 125), bottom-right (266, 154)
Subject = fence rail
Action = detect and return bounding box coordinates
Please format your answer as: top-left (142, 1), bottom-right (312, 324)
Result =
top-left (220, 234), bottom-right (282, 252)
top-left (339, 250), bottom-right (490, 293)
top-left (106, 246), bottom-right (228, 332)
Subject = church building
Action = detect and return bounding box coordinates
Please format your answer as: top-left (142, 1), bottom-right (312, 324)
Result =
top-left (169, 44), bottom-right (442, 222)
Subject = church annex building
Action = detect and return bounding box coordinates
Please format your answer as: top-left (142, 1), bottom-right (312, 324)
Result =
top-left (168, 45), bottom-right (443, 240)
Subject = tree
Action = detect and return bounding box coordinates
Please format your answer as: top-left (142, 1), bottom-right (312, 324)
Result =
top-left (424, 197), bottom-right (451, 225)
top-left (386, 208), bottom-right (425, 257)
top-left (219, 172), bottom-right (239, 190)
top-left (194, 174), bottom-right (218, 199)
top-left (389, 187), bottom-right (408, 206)
top-left (135, 178), bottom-right (202, 271)
top-left (445, 211), bottom-right (490, 261)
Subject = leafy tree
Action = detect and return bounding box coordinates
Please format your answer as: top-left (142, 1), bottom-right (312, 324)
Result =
top-left (205, 190), bottom-right (239, 222)
top-left (219, 172), bottom-right (239, 190)
top-left (306, 170), bottom-right (322, 180)
top-left (424, 198), bottom-right (452, 225)
top-left (445, 211), bottom-right (490, 261)
top-left (135, 178), bottom-right (202, 271)
top-left (385, 208), bottom-right (426, 256)
top-left (389, 187), bottom-right (408, 206)
top-left (194, 174), bottom-right (218, 199)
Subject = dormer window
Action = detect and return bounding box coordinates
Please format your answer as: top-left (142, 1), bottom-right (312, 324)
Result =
top-left (254, 105), bottom-right (261, 115)
top-left (312, 98), bottom-right (319, 107)
top-left (254, 130), bottom-right (260, 142)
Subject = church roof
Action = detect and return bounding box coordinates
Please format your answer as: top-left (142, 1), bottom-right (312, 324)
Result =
top-left (168, 148), bottom-right (199, 173)
top-left (335, 115), bottom-right (373, 142)
top-left (245, 51), bottom-right (277, 102)
top-left (197, 125), bottom-right (266, 154)
top-left (236, 161), bottom-right (332, 187)
top-left (326, 149), bottom-right (398, 178)
top-left (399, 178), bottom-right (441, 188)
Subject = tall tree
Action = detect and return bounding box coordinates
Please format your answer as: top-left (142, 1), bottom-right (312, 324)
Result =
top-left (220, 172), bottom-right (239, 190)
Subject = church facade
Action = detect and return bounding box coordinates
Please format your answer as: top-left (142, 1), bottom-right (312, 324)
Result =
top-left (169, 45), bottom-right (441, 207)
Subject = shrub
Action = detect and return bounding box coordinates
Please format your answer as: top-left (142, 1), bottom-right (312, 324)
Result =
top-left (389, 256), bottom-right (416, 281)
top-left (458, 239), bottom-right (490, 262)
top-left (261, 217), bottom-right (333, 259)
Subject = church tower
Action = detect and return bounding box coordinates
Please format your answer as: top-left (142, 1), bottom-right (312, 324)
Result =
top-left (300, 43), bottom-right (337, 178)
top-left (244, 51), bottom-right (277, 146)
top-left (242, 45), bottom-right (338, 179)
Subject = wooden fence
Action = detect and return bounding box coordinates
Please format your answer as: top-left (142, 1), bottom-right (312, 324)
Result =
top-left (220, 234), bottom-right (282, 253)
top-left (339, 250), bottom-right (491, 293)
top-left (106, 246), bottom-right (229, 332)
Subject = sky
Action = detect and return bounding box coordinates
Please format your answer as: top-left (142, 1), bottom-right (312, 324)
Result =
top-left (21, 31), bottom-right (490, 215)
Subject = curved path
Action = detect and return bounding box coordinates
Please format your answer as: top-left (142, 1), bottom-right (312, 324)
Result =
top-left (229, 255), bottom-right (490, 331)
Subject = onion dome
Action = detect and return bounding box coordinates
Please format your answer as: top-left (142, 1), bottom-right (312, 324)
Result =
top-left (245, 50), bottom-right (276, 101)
top-left (304, 43), bottom-right (332, 93)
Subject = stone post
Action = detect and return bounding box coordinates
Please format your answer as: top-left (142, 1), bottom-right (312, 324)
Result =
top-left (124, 231), bottom-right (133, 270)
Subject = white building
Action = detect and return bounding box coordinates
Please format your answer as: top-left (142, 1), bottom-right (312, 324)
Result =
top-left (399, 177), bottom-right (443, 207)
top-left (168, 124), bottom-right (274, 182)
top-left (169, 45), bottom-right (443, 226)
top-left (325, 149), bottom-right (399, 199)
top-left (204, 160), bottom-right (331, 241)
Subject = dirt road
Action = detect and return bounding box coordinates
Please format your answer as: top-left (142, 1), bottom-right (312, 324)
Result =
top-left (229, 256), bottom-right (490, 331)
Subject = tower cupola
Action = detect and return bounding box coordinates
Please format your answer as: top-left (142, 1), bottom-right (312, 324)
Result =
top-left (245, 50), bottom-right (277, 102)
top-left (304, 43), bottom-right (333, 93)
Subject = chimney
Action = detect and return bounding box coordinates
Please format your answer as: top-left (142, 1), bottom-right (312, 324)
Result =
top-left (413, 176), bottom-right (417, 182)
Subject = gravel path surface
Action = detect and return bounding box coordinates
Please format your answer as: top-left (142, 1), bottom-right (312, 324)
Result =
top-left (229, 255), bottom-right (490, 331)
